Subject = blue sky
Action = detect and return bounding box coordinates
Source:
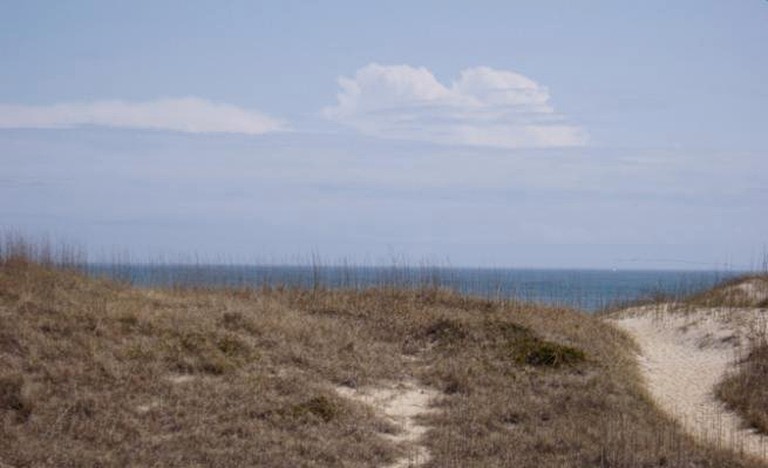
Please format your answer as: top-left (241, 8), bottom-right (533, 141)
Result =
top-left (1, 1), bottom-right (766, 269)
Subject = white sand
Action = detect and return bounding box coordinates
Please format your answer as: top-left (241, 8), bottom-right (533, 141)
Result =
top-left (336, 379), bottom-right (439, 467)
top-left (611, 305), bottom-right (768, 460)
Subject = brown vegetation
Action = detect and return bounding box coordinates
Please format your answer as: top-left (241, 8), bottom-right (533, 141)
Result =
top-left (683, 273), bottom-right (768, 439)
top-left (685, 275), bottom-right (768, 308)
top-left (0, 244), bottom-right (763, 466)
top-left (713, 273), bottom-right (768, 438)
top-left (717, 341), bottom-right (768, 435)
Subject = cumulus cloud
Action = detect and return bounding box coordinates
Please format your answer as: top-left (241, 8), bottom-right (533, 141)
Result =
top-left (0, 97), bottom-right (286, 134)
top-left (324, 63), bottom-right (587, 148)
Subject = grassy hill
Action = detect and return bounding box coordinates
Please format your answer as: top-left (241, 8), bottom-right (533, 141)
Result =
top-left (0, 252), bottom-right (761, 467)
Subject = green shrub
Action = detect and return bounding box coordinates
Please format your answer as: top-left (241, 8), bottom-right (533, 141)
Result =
top-left (291, 396), bottom-right (337, 423)
top-left (519, 340), bottom-right (586, 368)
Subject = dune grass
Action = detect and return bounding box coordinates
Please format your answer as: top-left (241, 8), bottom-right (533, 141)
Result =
top-left (605, 270), bottom-right (768, 453)
top-left (0, 240), bottom-right (763, 466)
top-left (706, 274), bottom-right (768, 436)
top-left (717, 340), bottom-right (768, 436)
top-left (683, 274), bottom-right (768, 308)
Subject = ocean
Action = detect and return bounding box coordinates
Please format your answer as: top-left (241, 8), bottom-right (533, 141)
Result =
top-left (87, 264), bottom-right (744, 313)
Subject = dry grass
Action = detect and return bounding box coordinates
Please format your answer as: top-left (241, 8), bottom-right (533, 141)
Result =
top-left (605, 273), bottom-right (768, 460)
top-left (684, 274), bottom-right (768, 308)
top-left (685, 274), bottom-right (768, 438)
top-left (717, 341), bottom-right (768, 435)
top-left (0, 247), bottom-right (764, 466)
top-left (712, 273), bottom-right (768, 438)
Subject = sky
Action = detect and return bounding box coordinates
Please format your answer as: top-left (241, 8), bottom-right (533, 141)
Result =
top-left (1, 1), bottom-right (766, 269)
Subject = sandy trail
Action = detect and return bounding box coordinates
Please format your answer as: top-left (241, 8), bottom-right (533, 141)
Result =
top-left (336, 379), bottom-right (439, 468)
top-left (611, 305), bottom-right (768, 460)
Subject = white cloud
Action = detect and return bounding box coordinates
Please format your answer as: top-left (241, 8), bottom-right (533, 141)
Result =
top-left (0, 97), bottom-right (287, 134)
top-left (324, 63), bottom-right (587, 148)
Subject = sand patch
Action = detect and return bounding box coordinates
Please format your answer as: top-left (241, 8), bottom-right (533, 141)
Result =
top-left (611, 305), bottom-right (768, 460)
top-left (336, 379), bottom-right (439, 467)
top-left (732, 280), bottom-right (768, 305)
top-left (165, 374), bottom-right (195, 384)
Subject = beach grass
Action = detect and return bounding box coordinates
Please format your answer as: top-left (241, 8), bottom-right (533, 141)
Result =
top-left (0, 237), bottom-right (763, 466)
top-left (712, 274), bottom-right (768, 436)
top-left (717, 340), bottom-right (768, 436)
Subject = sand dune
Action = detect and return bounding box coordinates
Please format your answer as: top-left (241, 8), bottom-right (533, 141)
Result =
top-left (611, 304), bottom-right (768, 461)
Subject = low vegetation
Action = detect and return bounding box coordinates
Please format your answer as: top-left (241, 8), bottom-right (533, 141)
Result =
top-left (0, 241), bottom-right (763, 466)
top-left (621, 271), bottom-right (768, 449)
top-left (717, 341), bottom-right (768, 435)
top-left (711, 274), bottom-right (768, 436)
top-left (684, 274), bottom-right (768, 308)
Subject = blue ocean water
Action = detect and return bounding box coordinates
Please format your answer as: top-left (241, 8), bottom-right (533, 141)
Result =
top-left (87, 264), bottom-right (744, 312)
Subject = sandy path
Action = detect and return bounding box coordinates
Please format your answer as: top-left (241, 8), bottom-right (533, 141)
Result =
top-left (336, 379), bottom-right (439, 467)
top-left (611, 305), bottom-right (768, 460)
